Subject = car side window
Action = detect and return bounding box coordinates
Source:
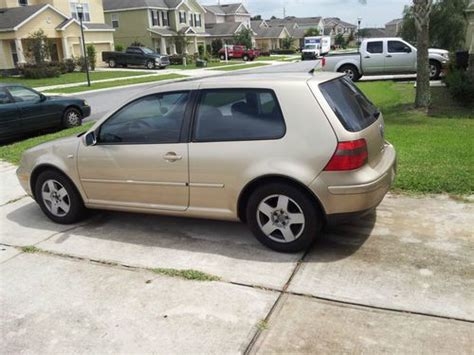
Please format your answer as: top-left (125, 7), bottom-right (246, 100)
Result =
top-left (388, 41), bottom-right (411, 53)
top-left (8, 86), bottom-right (40, 103)
top-left (366, 41), bottom-right (383, 54)
top-left (0, 89), bottom-right (12, 104)
top-left (98, 91), bottom-right (190, 144)
top-left (194, 89), bottom-right (286, 142)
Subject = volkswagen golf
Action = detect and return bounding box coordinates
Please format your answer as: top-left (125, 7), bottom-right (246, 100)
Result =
top-left (16, 72), bottom-right (396, 252)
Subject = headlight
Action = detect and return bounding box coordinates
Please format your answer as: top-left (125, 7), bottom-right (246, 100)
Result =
top-left (155, 58), bottom-right (161, 63)
top-left (83, 100), bottom-right (89, 106)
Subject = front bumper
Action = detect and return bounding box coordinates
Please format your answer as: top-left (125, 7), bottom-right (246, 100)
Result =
top-left (16, 165), bottom-right (32, 197)
top-left (82, 105), bottom-right (91, 119)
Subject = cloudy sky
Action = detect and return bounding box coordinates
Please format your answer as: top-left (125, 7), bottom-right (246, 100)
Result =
top-left (200, 0), bottom-right (412, 28)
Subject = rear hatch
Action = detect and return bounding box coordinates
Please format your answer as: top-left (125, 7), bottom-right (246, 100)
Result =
top-left (312, 76), bottom-right (386, 167)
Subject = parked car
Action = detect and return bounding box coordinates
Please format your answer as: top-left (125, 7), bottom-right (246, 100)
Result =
top-left (102, 46), bottom-right (170, 69)
top-left (219, 45), bottom-right (259, 61)
top-left (321, 37), bottom-right (449, 81)
top-left (17, 72), bottom-right (396, 253)
top-left (0, 84), bottom-right (90, 143)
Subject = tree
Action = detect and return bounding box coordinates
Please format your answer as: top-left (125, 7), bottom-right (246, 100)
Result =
top-left (86, 45), bottom-right (96, 71)
top-left (281, 36), bottom-right (294, 50)
top-left (335, 34), bottom-right (345, 47)
top-left (211, 39), bottom-right (223, 56)
top-left (270, 16), bottom-right (277, 20)
top-left (413, 0), bottom-right (433, 108)
top-left (233, 27), bottom-right (253, 48)
top-left (305, 27), bottom-right (320, 37)
top-left (251, 15), bottom-right (262, 21)
top-left (26, 29), bottom-right (50, 65)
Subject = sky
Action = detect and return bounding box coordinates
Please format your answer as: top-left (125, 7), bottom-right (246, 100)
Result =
top-left (200, 0), bottom-right (413, 28)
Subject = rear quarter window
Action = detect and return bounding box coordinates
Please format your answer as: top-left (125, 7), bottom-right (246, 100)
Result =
top-left (319, 77), bottom-right (379, 132)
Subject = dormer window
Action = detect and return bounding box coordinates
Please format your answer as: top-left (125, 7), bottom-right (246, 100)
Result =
top-left (179, 11), bottom-right (186, 24)
top-left (18, 0), bottom-right (28, 6)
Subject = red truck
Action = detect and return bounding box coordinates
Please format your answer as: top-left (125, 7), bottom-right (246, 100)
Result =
top-left (219, 45), bottom-right (259, 61)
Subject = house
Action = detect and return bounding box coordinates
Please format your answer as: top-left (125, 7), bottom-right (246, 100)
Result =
top-left (103, 0), bottom-right (208, 55)
top-left (323, 17), bottom-right (357, 42)
top-left (268, 16), bottom-right (324, 34)
top-left (205, 22), bottom-right (256, 47)
top-left (359, 27), bottom-right (388, 39)
top-left (0, 0), bottom-right (114, 71)
top-left (385, 18), bottom-right (403, 37)
top-left (204, 2), bottom-right (250, 26)
top-left (251, 20), bottom-right (292, 50)
top-left (466, 1), bottom-right (474, 56)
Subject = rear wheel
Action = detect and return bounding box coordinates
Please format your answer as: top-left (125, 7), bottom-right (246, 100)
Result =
top-left (338, 64), bottom-right (361, 82)
top-left (429, 60), bottom-right (441, 80)
top-left (220, 54), bottom-right (226, 60)
top-left (35, 170), bottom-right (87, 224)
top-left (243, 54), bottom-right (249, 61)
top-left (62, 107), bottom-right (82, 128)
top-left (246, 183), bottom-right (323, 253)
top-left (108, 59), bottom-right (117, 68)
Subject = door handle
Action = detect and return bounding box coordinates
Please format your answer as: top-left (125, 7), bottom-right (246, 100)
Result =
top-left (364, 56), bottom-right (371, 59)
top-left (163, 152), bottom-right (182, 162)
top-left (386, 55), bottom-right (392, 58)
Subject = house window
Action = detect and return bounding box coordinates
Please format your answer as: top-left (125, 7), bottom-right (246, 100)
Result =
top-left (194, 14), bottom-right (202, 27)
top-left (111, 14), bottom-right (119, 28)
top-left (189, 13), bottom-right (194, 26)
top-left (162, 11), bottom-right (169, 26)
top-left (70, 1), bottom-right (91, 22)
top-left (18, 0), bottom-right (28, 6)
top-left (179, 11), bottom-right (186, 24)
top-left (151, 10), bottom-right (160, 26)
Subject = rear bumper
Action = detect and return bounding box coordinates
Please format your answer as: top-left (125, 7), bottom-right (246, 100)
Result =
top-left (310, 142), bottom-right (397, 217)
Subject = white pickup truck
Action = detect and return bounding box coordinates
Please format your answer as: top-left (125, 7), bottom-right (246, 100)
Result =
top-left (321, 37), bottom-right (449, 81)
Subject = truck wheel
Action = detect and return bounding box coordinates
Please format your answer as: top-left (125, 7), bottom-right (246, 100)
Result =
top-left (108, 59), bottom-right (117, 68)
top-left (338, 64), bottom-right (361, 82)
top-left (243, 55), bottom-right (249, 61)
top-left (146, 60), bottom-right (155, 69)
top-left (220, 54), bottom-right (226, 60)
top-left (429, 60), bottom-right (441, 80)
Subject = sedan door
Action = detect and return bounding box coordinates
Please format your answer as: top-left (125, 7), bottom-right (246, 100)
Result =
top-left (0, 89), bottom-right (20, 141)
top-left (384, 40), bottom-right (417, 73)
top-left (78, 89), bottom-right (195, 211)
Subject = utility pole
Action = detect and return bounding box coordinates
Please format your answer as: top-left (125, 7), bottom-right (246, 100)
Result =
top-left (77, 3), bottom-right (91, 87)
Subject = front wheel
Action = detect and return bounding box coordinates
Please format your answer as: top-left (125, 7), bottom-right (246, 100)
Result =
top-left (62, 107), bottom-right (82, 128)
top-left (243, 55), bottom-right (249, 61)
top-left (338, 64), bottom-right (361, 82)
top-left (220, 54), bottom-right (226, 60)
top-left (246, 183), bottom-right (323, 253)
top-left (146, 60), bottom-right (155, 69)
top-left (429, 60), bottom-right (441, 80)
top-left (108, 59), bottom-right (117, 68)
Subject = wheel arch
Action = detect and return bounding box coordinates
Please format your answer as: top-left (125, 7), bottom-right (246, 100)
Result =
top-left (63, 105), bottom-right (83, 117)
top-left (237, 174), bottom-right (327, 224)
top-left (30, 164), bottom-right (83, 203)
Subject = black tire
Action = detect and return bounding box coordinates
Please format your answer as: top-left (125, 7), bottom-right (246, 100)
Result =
top-left (338, 64), bottom-right (361, 82)
top-left (146, 60), bottom-right (155, 69)
top-left (243, 55), bottom-right (249, 62)
top-left (34, 170), bottom-right (87, 225)
top-left (246, 183), bottom-right (323, 253)
top-left (220, 54), bottom-right (226, 60)
top-left (429, 60), bottom-right (441, 80)
top-left (122, 64), bottom-right (128, 68)
top-left (62, 107), bottom-right (82, 128)
top-left (108, 59), bottom-right (117, 68)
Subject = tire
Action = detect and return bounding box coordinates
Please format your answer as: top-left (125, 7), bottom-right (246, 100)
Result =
top-left (338, 64), bottom-right (361, 82)
top-left (34, 170), bottom-right (87, 225)
top-left (243, 55), bottom-right (249, 62)
top-left (429, 60), bottom-right (441, 80)
top-left (246, 183), bottom-right (323, 253)
top-left (62, 107), bottom-right (82, 128)
top-left (146, 60), bottom-right (155, 69)
top-left (220, 54), bottom-right (226, 60)
top-left (122, 64), bottom-right (128, 68)
top-left (108, 59), bottom-right (117, 68)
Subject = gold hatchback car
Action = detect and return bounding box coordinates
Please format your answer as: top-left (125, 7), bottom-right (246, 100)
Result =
top-left (17, 72), bottom-right (396, 252)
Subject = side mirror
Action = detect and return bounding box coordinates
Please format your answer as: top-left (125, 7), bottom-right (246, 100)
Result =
top-left (84, 131), bottom-right (97, 146)
top-left (39, 94), bottom-right (47, 102)
top-left (405, 47), bottom-right (412, 53)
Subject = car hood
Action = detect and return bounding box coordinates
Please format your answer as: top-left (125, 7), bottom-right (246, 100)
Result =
top-left (429, 48), bottom-right (449, 55)
top-left (26, 135), bottom-right (80, 155)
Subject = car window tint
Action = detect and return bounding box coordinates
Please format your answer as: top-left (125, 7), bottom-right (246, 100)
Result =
top-left (99, 92), bottom-right (190, 144)
top-left (388, 41), bottom-right (411, 53)
top-left (194, 89), bottom-right (285, 142)
top-left (0, 89), bottom-right (12, 104)
top-left (8, 86), bottom-right (40, 103)
top-left (320, 77), bottom-right (378, 132)
top-left (366, 41), bottom-right (383, 54)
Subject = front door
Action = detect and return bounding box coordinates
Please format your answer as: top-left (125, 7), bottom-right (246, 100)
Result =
top-left (78, 90), bottom-right (193, 210)
top-left (384, 40), bottom-right (416, 73)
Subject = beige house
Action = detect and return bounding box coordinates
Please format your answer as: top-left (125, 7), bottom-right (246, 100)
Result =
top-left (204, 2), bottom-right (251, 26)
top-left (324, 17), bottom-right (357, 43)
top-left (103, 0), bottom-right (208, 55)
top-left (466, 1), bottom-right (474, 55)
top-left (385, 18), bottom-right (403, 37)
top-left (0, 0), bottom-right (114, 70)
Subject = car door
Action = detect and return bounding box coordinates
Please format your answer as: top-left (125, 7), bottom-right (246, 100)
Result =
top-left (7, 86), bottom-right (53, 132)
top-left (0, 88), bottom-right (20, 141)
top-left (384, 40), bottom-right (416, 73)
top-left (77, 88), bottom-right (195, 210)
top-left (361, 40), bottom-right (385, 75)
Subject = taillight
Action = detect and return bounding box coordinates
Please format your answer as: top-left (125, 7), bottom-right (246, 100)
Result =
top-left (321, 57), bottom-right (326, 67)
top-left (324, 139), bottom-right (368, 171)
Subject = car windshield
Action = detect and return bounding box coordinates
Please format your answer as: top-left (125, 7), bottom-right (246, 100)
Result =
top-left (319, 77), bottom-right (379, 132)
top-left (141, 47), bottom-right (155, 54)
top-left (305, 44), bottom-right (318, 50)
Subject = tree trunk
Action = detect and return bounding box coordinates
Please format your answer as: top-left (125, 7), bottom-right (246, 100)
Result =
top-left (413, 0), bottom-right (433, 109)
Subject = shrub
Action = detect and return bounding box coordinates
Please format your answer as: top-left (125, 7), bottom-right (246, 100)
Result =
top-left (115, 44), bottom-right (124, 52)
top-left (198, 44), bottom-right (205, 58)
top-left (86, 45), bottom-right (97, 71)
top-left (169, 55), bottom-right (184, 65)
top-left (444, 66), bottom-right (474, 104)
top-left (76, 56), bottom-right (88, 72)
top-left (21, 64), bottom-right (60, 79)
top-left (259, 51), bottom-right (271, 57)
top-left (64, 58), bottom-right (76, 72)
top-left (211, 39), bottom-right (223, 56)
top-left (270, 49), bottom-right (296, 55)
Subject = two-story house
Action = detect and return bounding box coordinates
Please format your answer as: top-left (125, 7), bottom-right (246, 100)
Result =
top-left (385, 18), bottom-right (403, 37)
top-left (103, 0), bottom-right (208, 55)
top-left (0, 0), bottom-right (114, 70)
top-left (323, 17), bottom-right (357, 43)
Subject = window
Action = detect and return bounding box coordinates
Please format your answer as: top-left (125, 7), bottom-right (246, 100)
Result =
top-left (70, 1), bottom-right (91, 22)
top-left (0, 89), bottom-right (12, 104)
top-left (194, 89), bottom-right (286, 142)
top-left (179, 11), bottom-right (187, 24)
top-left (388, 40), bottom-right (411, 53)
top-left (99, 92), bottom-right (190, 144)
top-left (319, 77), bottom-right (379, 132)
top-left (8, 86), bottom-right (41, 103)
top-left (111, 14), bottom-right (119, 28)
top-left (366, 41), bottom-right (383, 54)
top-left (161, 11), bottom-right (169, 26)
top-left (18, 0), bottom-right (28, 6)
top-left (189, 13), bottom-right (194, 26)
top-left (151, 10), bottom-right (159, 26)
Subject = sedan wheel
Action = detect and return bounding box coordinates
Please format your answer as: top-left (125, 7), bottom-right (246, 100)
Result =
top-left (63, 108), bottom-right (82, 128)
top-left (147, 61), bottom-right (155, 69)
top-left (41, 179), bottom-right (70, 217)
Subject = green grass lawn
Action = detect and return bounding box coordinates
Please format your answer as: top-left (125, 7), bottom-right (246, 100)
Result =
top-left (255, 56), bottom-right (294, 62)
top-left (168, 61), bottom-right (231, 70)
top-left (45, 74), bottom-right (187, 94)
top-left (1, 71), bottom-right (150, 88)
top-left (209, 63), bottom-right (270, 71)
top-left (358, 81), bottom-right (474, 196)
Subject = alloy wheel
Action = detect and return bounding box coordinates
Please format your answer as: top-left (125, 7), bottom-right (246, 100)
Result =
top-left (256, 194), bottom-right (305, 243)
top-left (67, 111), bottom-right (80, 126)
top-left (41, 179), bottom-right (71, 217)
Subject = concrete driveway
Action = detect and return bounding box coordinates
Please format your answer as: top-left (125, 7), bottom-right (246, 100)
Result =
top-left (1, 162), bottom-right (473, 353)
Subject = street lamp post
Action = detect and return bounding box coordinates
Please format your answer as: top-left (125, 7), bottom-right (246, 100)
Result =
top-left (357, 17), bottom-right (362, 46)
top-left (77, 4), bottom-right (91, 87)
